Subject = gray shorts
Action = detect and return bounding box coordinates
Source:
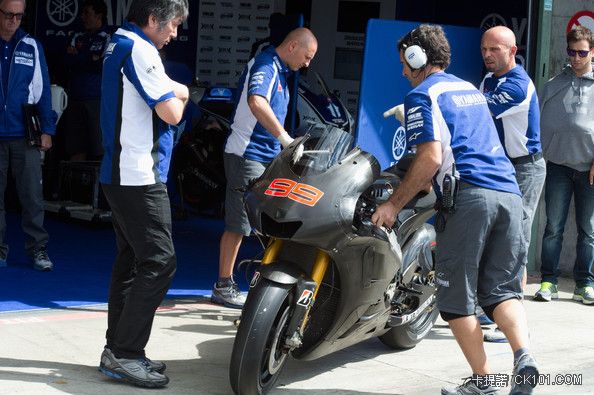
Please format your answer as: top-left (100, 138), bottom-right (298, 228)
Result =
top-left (434, 184), bottom-right (525, 315)
top-left (514, 157), bottom-right (546, 245)
top-left (224, 153), bottom-right (268, 236)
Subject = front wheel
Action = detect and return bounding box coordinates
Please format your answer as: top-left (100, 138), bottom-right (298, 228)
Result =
top-left (229, 279), bottom-right (293, 395)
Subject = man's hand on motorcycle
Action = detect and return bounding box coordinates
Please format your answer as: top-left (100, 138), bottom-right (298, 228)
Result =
top-left (383, 104), bottom-right (405, 124)
top-left (278, 130), bottom-right (294, 148)
top-left (371, 201), bottom-right (398, 229)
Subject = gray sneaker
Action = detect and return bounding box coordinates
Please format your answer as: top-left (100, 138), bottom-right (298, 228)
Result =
top-left (509, 353), bottom-right (539, 395)
top-left (441, 377), bottom-right (500, 394)
top-left (483, 327), bottom-right (508, 343)
top-left (211, 282), bottom-right (246, 309)
top-left (533, 282), bottom-right (558, 302)
top-left (99, 347), bottom-right (169, 388)
top-left (31, 247), bottom-right (53, 271)
top-left (572, 286), bottom-right (594, 305)
top-left (103, 347), bottom-right (166, 373)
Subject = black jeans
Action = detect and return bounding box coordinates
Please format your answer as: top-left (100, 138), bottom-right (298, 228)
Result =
top-left (102, 183), bottom-right (176, 359)
top-left (0, 139), bottom-right (48, 256)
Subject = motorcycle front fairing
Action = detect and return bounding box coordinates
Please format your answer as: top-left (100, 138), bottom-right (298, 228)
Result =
top-left (245, 125), bottom-right (380, 252)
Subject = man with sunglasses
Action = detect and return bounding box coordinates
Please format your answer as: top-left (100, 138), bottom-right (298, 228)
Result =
top-left (0, 0), bottom-right (55, 271)
top-left (537, 26), bottom-right (594, 305)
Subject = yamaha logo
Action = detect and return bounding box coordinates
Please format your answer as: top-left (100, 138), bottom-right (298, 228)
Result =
top-left (392, 126), bottom-right (407, 162)
top-left (47, 0), bottom-right (78, 27)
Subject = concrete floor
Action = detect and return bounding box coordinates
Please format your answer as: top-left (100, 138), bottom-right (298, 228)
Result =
top-left (0, 275), bottom-right (592, 395)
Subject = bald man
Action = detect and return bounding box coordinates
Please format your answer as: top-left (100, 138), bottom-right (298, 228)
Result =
top-left (478, 26), bottom-right (545, 343)
top-left (212, 28), bottom-right (318, 308)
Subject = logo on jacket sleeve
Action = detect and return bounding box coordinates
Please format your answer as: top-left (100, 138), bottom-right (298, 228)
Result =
top-left (15, 57), bottom-right (33, 66)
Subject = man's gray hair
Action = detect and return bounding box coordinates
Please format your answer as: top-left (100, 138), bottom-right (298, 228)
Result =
top-left (126, 0), bottom-right (188, 28)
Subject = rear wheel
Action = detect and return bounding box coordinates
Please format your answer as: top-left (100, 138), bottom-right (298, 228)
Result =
top-left (379, 300), bottom-right (438, 349)
top-left (229, 279), bottom-right (293, 395)
top-left (380, 249), bottom-right (438, 349)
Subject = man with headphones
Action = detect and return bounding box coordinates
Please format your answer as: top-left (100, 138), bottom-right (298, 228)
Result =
top-left (372, 24), bottom-right (538, 395)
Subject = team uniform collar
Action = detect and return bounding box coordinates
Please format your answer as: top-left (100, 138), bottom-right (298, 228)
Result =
top-left (266, 46), bottom-right (290, 74)
top-left (122, 21), bottom-right (156, 49)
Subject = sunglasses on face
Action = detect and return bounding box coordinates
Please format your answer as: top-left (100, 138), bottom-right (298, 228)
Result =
top-left (0, 9), bottom-right (24, 20)
top-left (567, 48), bottom-right (591, 58)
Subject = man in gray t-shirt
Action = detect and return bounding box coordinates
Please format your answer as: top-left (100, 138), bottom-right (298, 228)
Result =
top-left (536, 26), bottom-right (594, 306)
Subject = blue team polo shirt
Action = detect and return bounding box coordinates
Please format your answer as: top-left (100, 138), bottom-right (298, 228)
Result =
top-left (404, 72), bottom-right (520, 197)
top-left (479, 65), bottom-right (541, 159)
top-left (99, 21), bottom-right (176, 186)
top-left (225, 45), bottom-right (290, 163)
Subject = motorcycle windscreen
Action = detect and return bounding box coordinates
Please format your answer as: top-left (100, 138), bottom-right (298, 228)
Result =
top-left (289, 124), bottom-right (355, 177)
top-left (355, 19), bottom-right (483, 170)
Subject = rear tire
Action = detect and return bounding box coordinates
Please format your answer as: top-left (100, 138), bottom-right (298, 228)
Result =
top-left (229, 279), bottom-right (293, 395)
top-left (379, 306), bottom-right (438, 349)
top-left (380, 243), bottom-right (438, 350)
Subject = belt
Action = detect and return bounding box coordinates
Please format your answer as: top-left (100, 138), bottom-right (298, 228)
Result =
top-left (510, 152), bottom-right (543, 165)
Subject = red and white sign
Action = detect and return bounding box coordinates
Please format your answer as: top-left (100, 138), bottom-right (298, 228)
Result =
top-left (566, 10), bottom-right (594, 33)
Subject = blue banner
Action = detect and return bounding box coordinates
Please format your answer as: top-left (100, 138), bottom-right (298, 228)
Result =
top-left (355, 19), bottom-right (483, 170)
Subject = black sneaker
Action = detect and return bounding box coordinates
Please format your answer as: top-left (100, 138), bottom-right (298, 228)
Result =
top-left (211, 281), bottom-right (246, 309)
top-left (31, 247), bottom-right (53, 271)
top-left (99, 347), bottom-right (169, 388)
top-left (103, 347), bottom-right (166, 373)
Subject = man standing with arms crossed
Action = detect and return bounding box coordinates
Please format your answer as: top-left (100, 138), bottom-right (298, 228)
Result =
top-left (97, 0), bottom-right (188, 388)
top-left (479, 26), bottom-right (546, 342)
top-left (212, 28), bottom-right (318, 308)
top-left (373, 24), bottom-right (537, 395)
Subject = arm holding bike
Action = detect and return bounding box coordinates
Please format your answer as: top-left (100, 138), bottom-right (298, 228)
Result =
top-left (248, 94), bottom-right (293, 148)
top-left (372, 141), bottom-right (441, 228)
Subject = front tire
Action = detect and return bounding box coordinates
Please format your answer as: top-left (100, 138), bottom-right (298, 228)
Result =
top-left (229, 279), bottom-right (293, 395)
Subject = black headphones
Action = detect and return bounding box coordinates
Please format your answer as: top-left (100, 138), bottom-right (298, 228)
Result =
top-left (403, 29), bottom-right (428, 70)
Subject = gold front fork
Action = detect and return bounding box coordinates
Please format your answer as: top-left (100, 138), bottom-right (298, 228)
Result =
top-left (260, 239), bottom-right (330, 296)
top-left (310, 250), bottom-right (330, 298)
top-left (261, 238), bottom-right (283, 265)
top-left (300, 249), bottom-right (330, 332)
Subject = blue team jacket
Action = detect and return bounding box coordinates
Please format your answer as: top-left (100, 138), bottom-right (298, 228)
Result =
top-left (0, 28), bottom-right (55, 138)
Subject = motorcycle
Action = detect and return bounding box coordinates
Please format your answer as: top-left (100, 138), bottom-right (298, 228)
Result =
top-left (170, 72), bottom-right (353, 217)
top-left (229, 123), bottom-right (438, 394)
